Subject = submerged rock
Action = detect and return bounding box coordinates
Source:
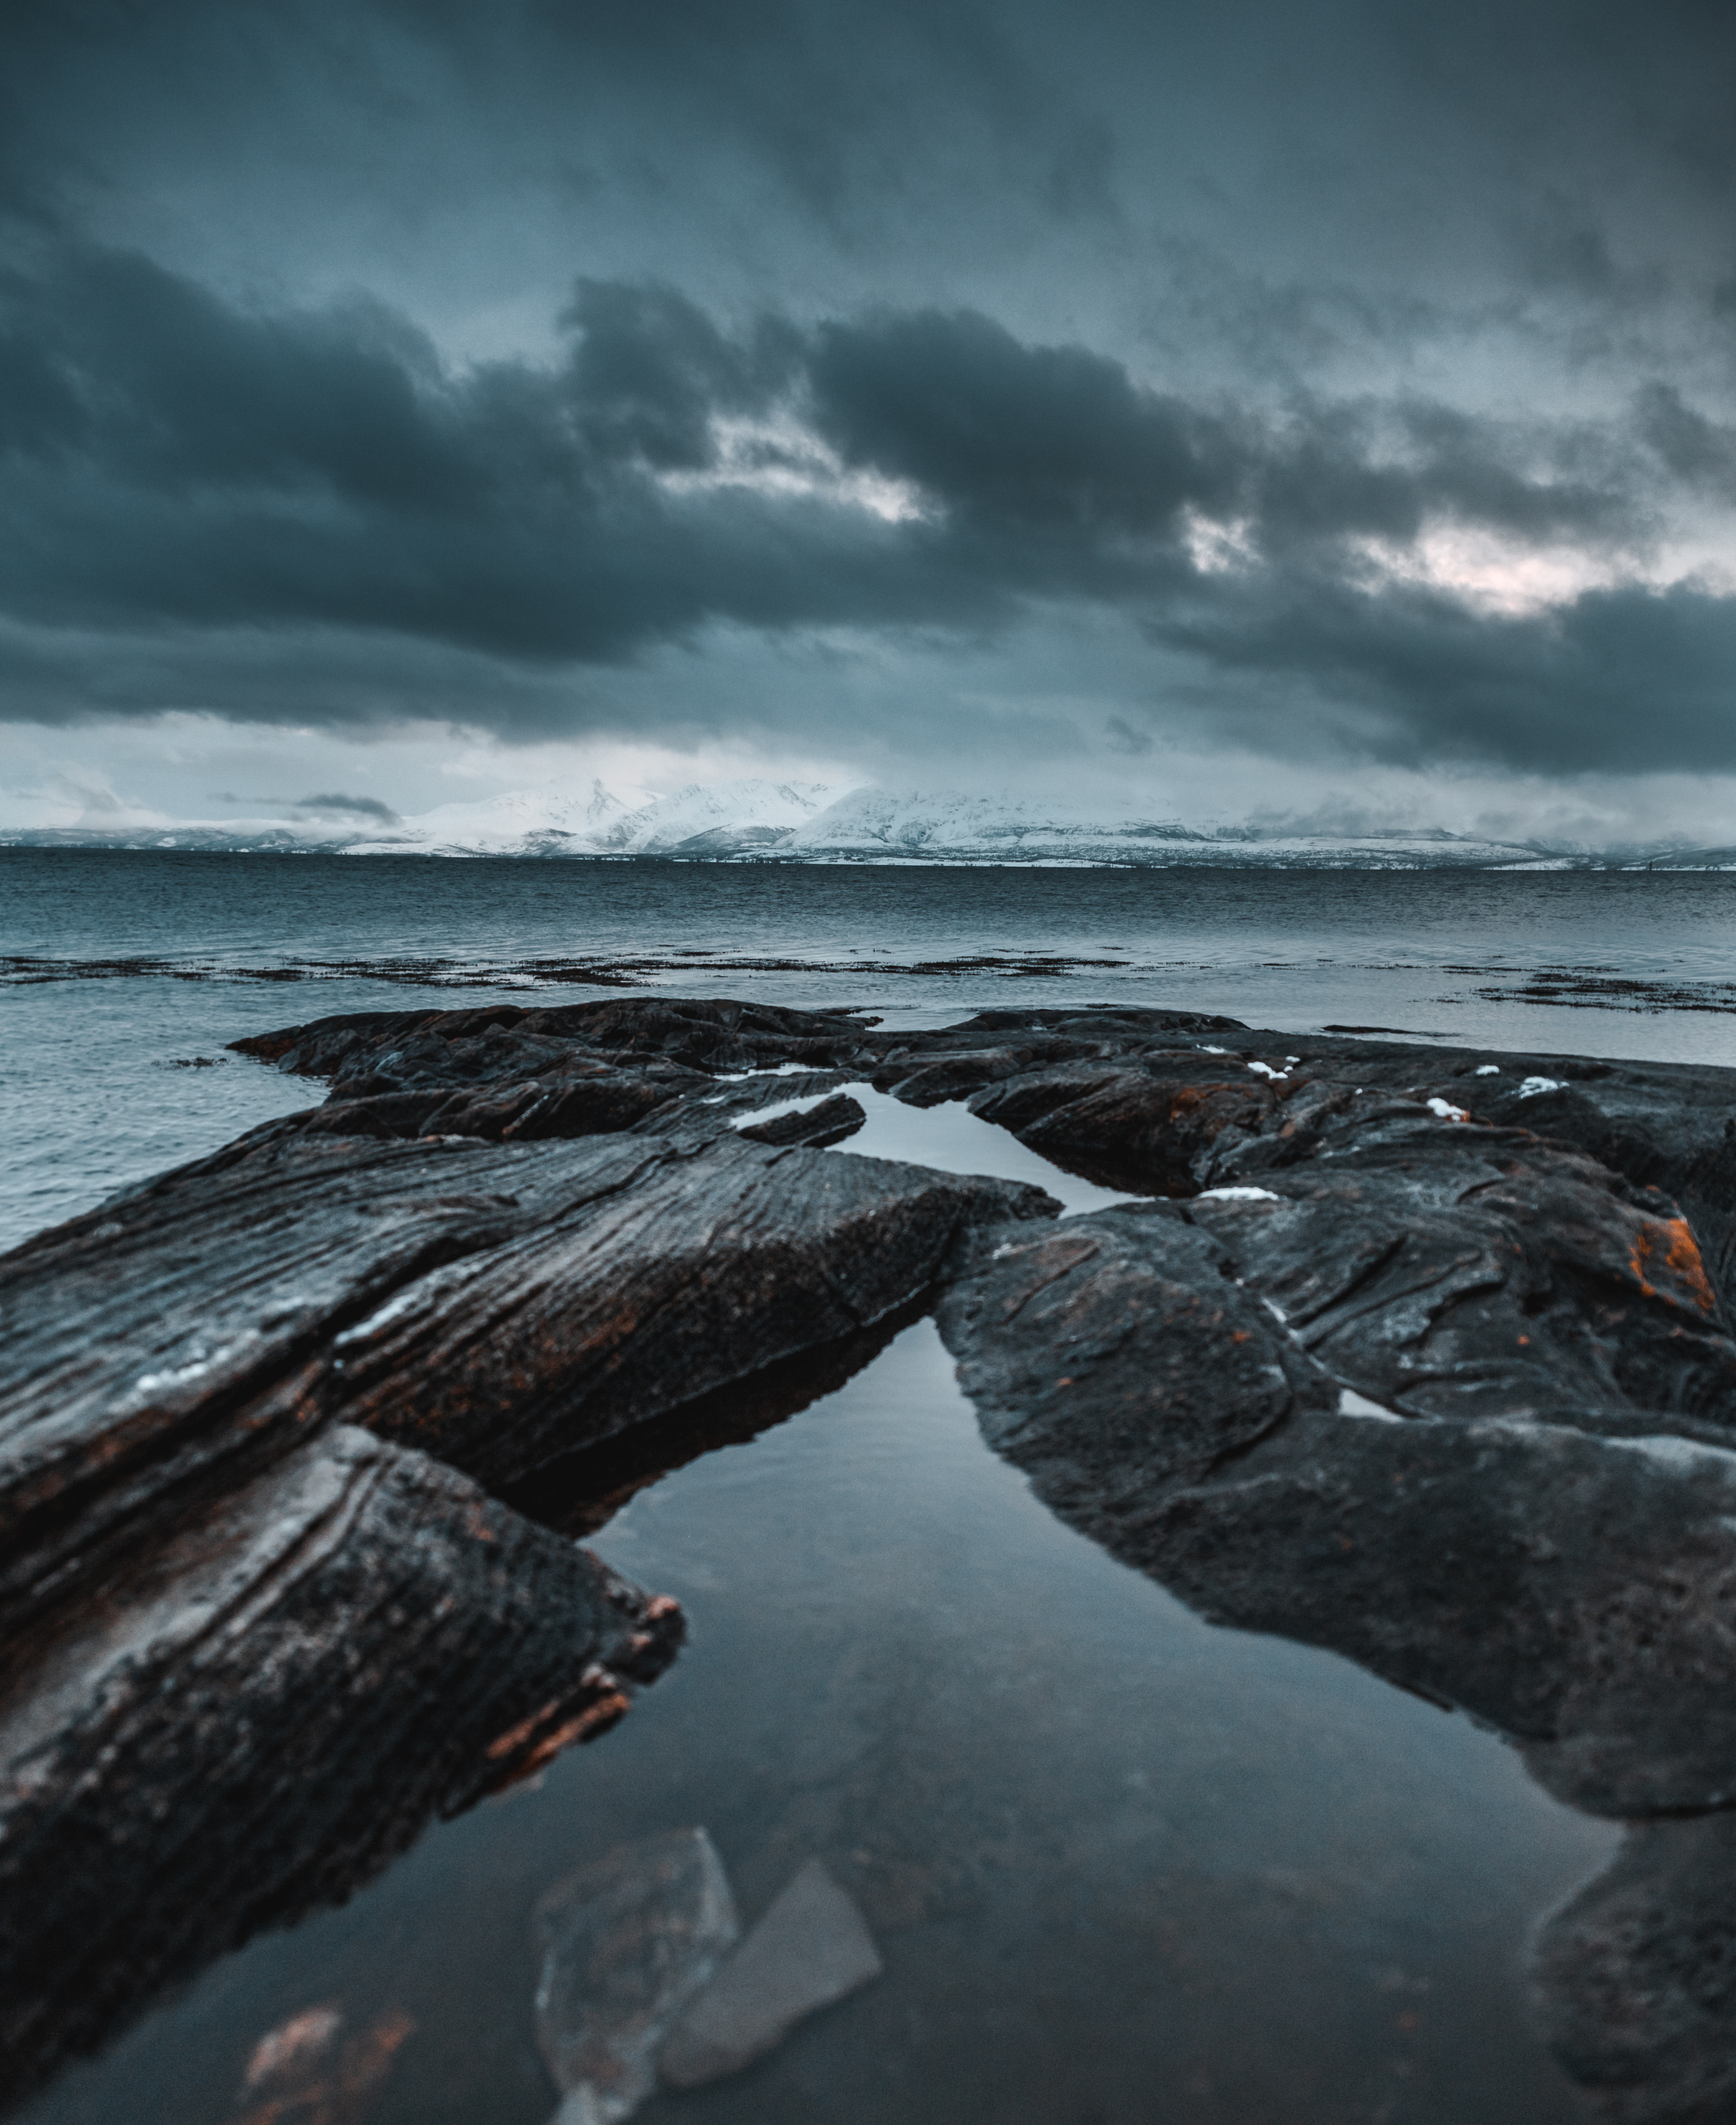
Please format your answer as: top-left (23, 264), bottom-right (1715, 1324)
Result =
top-left (529, 1838), bottom-right (880, 2119)
top-left (659, 1857), bottom-right (882, 2088)
top-left (534, 1828), bottom-right (740, 2125)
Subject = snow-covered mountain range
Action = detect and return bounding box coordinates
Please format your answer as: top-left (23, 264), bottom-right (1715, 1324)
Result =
top-left (351, 778), bottom-right (847, 858)
top-left (7, 776), bottom-right (1733, 867)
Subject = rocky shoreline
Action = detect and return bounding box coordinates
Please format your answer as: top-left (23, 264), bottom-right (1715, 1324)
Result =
top-left (7, 996), bottom-right (1736, 2119)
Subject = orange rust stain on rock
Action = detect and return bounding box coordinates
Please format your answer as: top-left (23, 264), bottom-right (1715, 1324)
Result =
top-left (232, 2005), bottom-right (416, 2125)
top-left (1629, 1216), bottom-right (1718, 1313)
top-left (486, 1698), bottom-right (560, 1761)
top-left (338, 2009), bottom-right (416, 2099)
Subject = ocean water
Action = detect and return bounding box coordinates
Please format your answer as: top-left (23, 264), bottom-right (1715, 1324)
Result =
top-left (5, 847), bottom-right (1732, 2124)
top-left (5, 847), bottom-right (1736, 1252)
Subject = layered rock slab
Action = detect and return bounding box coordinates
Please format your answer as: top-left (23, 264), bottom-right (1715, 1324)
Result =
top-left (1180, 1083), bottom-right (1736, 1436)
top-left (0, 1104), bottom-right (1048, 2099)
top-left (309, 1131), bottom-right (1052, 1491)
top-left (936, 1205), bottom-right (1736, 1818)
top-left (0, 1425), bottom-right (680, 2110)
top-left (3, 1126), bottom-right (1053, 1625)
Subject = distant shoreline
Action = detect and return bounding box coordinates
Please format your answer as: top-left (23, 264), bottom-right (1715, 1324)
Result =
top-left (6, 839), bottom-right (1734, 872)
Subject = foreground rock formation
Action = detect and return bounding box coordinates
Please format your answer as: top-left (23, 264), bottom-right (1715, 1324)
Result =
top-left (9, 993), bottom-right (1736, 2119)
top-left (0, 1034), bottom-right (1050, 2108)
top-left (0, 1428), bottom-right (679, 2092)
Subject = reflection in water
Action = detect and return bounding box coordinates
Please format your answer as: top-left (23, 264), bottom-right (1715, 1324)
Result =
top-left (752, 1080), bottom-right (1145, 1217)
top-left (1534, 1813), bottom-right (1736, 2125)
top-left (19, 1321), bottom-right (1614, 2125)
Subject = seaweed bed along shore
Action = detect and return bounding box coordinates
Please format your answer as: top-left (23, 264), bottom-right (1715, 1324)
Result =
top-left (8, 995), bottom-right (1736, 2121)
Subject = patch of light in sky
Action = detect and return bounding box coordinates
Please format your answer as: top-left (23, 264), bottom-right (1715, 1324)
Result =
top-left (657, 415), bottom-right (930, 523)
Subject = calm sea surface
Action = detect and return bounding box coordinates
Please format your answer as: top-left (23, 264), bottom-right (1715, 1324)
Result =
top-left (6, 848), bottom-right (1736, 1252)
top-left (7, 848), bottom-right (1734, 2124)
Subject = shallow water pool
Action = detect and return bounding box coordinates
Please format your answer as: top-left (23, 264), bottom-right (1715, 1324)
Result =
top-left (18, 1315), bottom-right (1616, 2125)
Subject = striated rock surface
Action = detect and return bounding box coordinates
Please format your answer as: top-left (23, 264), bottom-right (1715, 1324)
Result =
top-left (314, 1133), bottom-right (1048, 1488)
top-left (4, 1124), bottom-right (1052, 1626)
top-left (11, 993), bottom-right (1736, 2122)
top-left (0, 1425), bottom-right (681, 2110)
top-left (229, 1000), bottom-right (1736, 1329)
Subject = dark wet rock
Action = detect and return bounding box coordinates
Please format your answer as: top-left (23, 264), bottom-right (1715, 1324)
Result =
top-left (943, 1059), bottom-right (1736, 1440)
top-left (1534, 1813), bottom-right (1736, 2125)
top-left (3, 1128), bottom-right (544, 1644)
top-left (1153, 1413), bottom-right (1736, 1817)
top-left (873, 1004), bottom-right (1246, 1051)
top-left (851, 1009), bottom-right (1736, 1321)
top-left (277, 1059), bottom-right (714, 1147)
top-left (309, 1135), bottom-right (1051, 1492)
top-left (870, 1043), bottom-right (1134, 1109)
top-left (966, 1060), bottom-right (1278, 1194)
top-left (233, 1004), bottom-right (1736, 1335)
top-left (1217, 1034), bottom-right (1736, 1319)
top-left (659, 1857), bottom-right (882, 2089)
top-left (231, 996), bottom-right (876, 1089)
top-left (233, 1000), bottom-right (1251, 1155)
top-left (736, 1092), bottom-right (867, 1149)
top-left (27, 991), bottom-right (1736, 2117)
top-left (535, 1827), bottom-right (739, 2124)
top-left (212, 993), bottom-right (1736, 1474)
top-left (1182, 1086), bottom-right (1736, 1435)
top-left (3, 1127), bottom-right (1053, 1630)
top-left (936, 1205), bottom-right (1333, 1500)
top-left (0, 1425), bottom-right (681, 2111)
top-left (937, 1204), bottom-right (1736, 1818)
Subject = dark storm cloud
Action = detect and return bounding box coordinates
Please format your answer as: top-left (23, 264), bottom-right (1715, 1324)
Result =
top-left (4, 0), bottom-right (1736, 774)
top-left (296, 794), bottom-right (401, 820)
top-left (1153, 577), bottom-right (1736, 775)
top-left (0, 234), bottom-right (1730, 768)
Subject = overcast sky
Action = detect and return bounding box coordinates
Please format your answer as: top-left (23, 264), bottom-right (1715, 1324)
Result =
top-left (5, 0), bottom-right (1736, 841)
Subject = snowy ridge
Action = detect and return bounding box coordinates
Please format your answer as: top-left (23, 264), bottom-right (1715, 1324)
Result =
top-left (0, 775), bottom-right (1663, 867)
top-left (340, 778), bottom-right (849, 858)
top-left (778, 789), bottom-right (1550, 867)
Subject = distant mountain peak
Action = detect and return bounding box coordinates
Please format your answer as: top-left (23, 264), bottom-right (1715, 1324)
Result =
top-left (0, 774), bottom-right (1680, 867)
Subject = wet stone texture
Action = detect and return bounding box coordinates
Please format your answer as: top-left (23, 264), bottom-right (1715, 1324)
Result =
top-left (10, 995), bottom-right (1736, 2121)
top-left (0, 1009), bottom-right (1050, 2107)
top-left (0, 1425), bottom-right (682, 2108)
